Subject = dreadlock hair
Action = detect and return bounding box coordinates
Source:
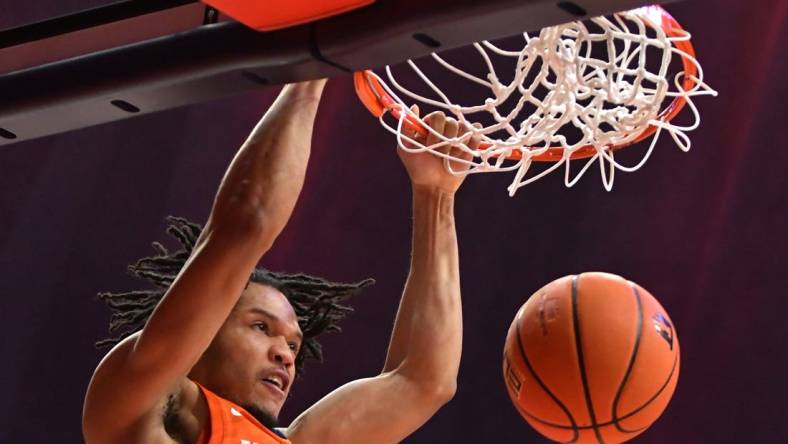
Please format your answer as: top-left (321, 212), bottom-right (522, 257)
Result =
top-left (96, 216), bottom-right (374, 375)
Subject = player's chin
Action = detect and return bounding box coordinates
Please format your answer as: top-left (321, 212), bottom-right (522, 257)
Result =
top-left (254, 383), bottom-right (288, 414)
top-left (244, 401), bottom-right (281, 430)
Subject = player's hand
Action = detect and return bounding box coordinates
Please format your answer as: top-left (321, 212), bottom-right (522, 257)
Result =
top-left (397, 106), bottom-right (481, 194)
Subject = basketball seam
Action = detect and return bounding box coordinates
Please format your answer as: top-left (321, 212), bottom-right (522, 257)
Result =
top-left (612, 352), bottom-right (679, 432)
top-left (611, 283), bottom-right (646, 434)
top-left (572, 275), bottom-right (606, 444)
top-left (515, 280), bottom-right (679, 433)
top-left (517, 353), bottom-right (678, 431)
top-left (514, 309), bottom-right (580, 443)
top-left (513, 276), bottom-right (679, 439)
top-left (515, 412), bottom-right (640, 431)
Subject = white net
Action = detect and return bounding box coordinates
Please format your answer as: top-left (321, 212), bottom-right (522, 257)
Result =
top-left (368, 6), bottom-right (717, 195)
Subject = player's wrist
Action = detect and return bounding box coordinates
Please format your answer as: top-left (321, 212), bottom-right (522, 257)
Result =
top-left (411, 184), bottom-right (457, 202)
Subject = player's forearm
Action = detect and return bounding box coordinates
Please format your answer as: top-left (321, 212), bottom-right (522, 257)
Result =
top-left (384, 186), bottom-right (462, 395)
top-left (208, 80), bottom-right (326, 247)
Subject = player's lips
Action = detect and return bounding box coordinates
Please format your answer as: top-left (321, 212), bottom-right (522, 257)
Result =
top-left (260, 368), bottom-right (290, 393)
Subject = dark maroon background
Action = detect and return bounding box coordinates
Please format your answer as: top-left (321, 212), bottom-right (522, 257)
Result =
top-left (1, 1), bottom-right (787, 442)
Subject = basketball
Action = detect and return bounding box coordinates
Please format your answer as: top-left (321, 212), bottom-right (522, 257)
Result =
top-left (502, 272), bottom-right (679, 443)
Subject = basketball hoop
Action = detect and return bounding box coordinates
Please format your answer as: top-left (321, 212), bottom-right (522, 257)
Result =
top-left (355, 5), bottom-right (717, 195)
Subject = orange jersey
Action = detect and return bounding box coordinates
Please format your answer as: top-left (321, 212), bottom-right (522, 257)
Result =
top-left (196, 383), bottom-right (291, 444)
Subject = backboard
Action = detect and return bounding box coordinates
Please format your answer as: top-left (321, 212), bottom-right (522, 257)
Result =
top-left (0, 0), bottom-right (658, 145)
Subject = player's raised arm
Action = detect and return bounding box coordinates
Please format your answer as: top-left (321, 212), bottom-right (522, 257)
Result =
top-left (286, 111), bottom-right (478, 444)
top-left (82, 80), bottom-right (326, 442)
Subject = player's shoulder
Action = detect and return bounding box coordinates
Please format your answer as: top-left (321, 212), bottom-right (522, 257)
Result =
top-left (92, 331), bottom-right (140, 375)
top-left (84, 331), bottom-right (142, 421)
top-left (84, 332), bottom-right (198, 443)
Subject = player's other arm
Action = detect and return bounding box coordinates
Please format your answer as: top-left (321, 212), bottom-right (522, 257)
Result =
top-left (287, 111), bottom-right (477, 444)
top-left (82, 80), bottom-right (326, 442)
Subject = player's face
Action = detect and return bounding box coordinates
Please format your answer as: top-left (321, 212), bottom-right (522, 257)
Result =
top-left (195, 282), bottom-right (302, 424)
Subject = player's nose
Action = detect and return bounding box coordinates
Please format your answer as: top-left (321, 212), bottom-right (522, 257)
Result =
top-left (269, 337), bottom-right (294, 366)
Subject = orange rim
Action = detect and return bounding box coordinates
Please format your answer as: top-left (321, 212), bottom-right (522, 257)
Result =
top-left (353, 6), bottom-right (698, 162)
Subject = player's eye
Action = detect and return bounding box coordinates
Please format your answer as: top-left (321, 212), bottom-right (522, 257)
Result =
top-left (254, 322), bottom-right (268, 332)
top-left (288, 343), bottom-right (298, 352)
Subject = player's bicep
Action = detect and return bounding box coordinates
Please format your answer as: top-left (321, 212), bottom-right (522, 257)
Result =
top-left (285, 372), bottom-right (448, 444)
